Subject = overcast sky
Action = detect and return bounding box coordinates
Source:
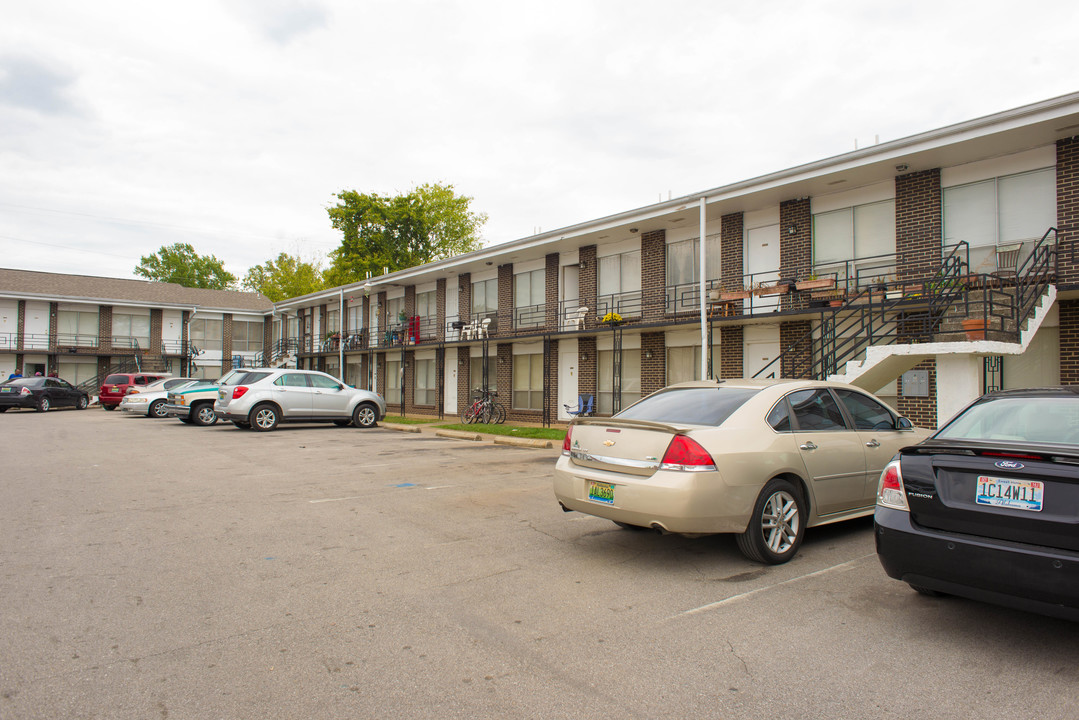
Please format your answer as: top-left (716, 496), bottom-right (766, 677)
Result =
top-left (2, 0), bottom-right (1076, 285)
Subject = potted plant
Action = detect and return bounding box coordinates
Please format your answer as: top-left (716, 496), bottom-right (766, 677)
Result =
top-left (796, 275), bottom-right (836, 291)
top-left (599, 311), bottom-right (623, 326)
top-left (962, 318), bottom-right (987, 341)
top-left (754, 278), bottom-right (795, 296)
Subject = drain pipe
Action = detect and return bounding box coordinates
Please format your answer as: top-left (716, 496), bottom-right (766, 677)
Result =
top-left (699, 196), bottom-right (708, 380)
top-left (338, 288), bottom-right (345, 382)
top-left (185, 306), bottom-right (197, 376)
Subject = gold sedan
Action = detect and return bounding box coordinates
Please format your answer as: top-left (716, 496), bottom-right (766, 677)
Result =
top-left (553, 379), bottom-right (928, 564)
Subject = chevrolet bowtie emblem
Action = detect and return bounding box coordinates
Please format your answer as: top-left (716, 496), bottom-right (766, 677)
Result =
top-left (603, 440), bottom-right (616, 447)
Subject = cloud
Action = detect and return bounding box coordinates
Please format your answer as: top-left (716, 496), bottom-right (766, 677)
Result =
top-left (225, 0), bottom-right (329, 45)
top-left (0, 55), bottom-right (80, 116)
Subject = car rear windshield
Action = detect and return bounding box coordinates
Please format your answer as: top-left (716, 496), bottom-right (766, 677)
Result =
top-left (4, 377), bottom-right (44, 387)
top-left (237, 372), bottom-right (271, 384)
top-left (935, 396), bottom-right (1079, 446)
top-left (615, 387), bottom-right (761, 426)
top-left (105, 375), bottom-right (130, 384)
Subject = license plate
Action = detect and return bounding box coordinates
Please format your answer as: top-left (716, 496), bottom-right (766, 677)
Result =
top-left (976, 476), bottom-right (1043, 512)
top-left (0, 387), bottom-right (12, 393)
top-left (587, 480), bottom-right (615, 505)
top-left (112, 386), bottom-right (120, 392)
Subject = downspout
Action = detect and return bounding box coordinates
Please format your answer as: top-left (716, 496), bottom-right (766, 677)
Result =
top-left (185, 306), bottom-right (197, 376)
top-left (338, 288), bottom-right (345, 382)
top-left (699, 197), bottom-right (708, 380)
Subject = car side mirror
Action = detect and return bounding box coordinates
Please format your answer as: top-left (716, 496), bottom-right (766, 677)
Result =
top-left (896, 417), bottom-right (914, 431)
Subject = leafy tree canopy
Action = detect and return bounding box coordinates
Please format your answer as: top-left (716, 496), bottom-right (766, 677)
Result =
top-left (242, 252), bottom-right (326, 302)
top-left (325, 182), bottom-right (487, 285)
top-left (134, 243), bottom-right (236, 290)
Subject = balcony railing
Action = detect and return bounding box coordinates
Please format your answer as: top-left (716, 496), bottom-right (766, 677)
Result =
top-left (513, 303), bottom-right (546, 330)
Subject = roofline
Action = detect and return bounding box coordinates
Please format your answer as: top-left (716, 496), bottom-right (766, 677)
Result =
top-left (274, 90), bottom-right (1079, 310)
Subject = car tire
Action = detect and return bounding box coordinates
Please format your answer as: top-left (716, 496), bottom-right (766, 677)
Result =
top-left (352, 403), bottom-right (378, 428)
top-left (148, 399), bottom-right (167, 418)
top-left (250, 404), bottom-right (279, 432)
top-left (37, 397), bottom-right (50, 412)
top-left (191, 403), bottom-right (218, 426)
top-left (102, 404), bottom-right (116, 411)
top-left (76, 396), bottom-right (89, 410)
top-left (736, 478), bottom-right (806, 565)
top-left (909, 584), bottom-right (945, 597)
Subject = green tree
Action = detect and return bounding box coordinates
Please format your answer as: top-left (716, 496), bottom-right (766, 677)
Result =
top-left (134, 243), bottom-right (236, 290)
top-left (242, 253), bottom-right (326, 301)
top-left (326, 182), bottom-right (486, 284)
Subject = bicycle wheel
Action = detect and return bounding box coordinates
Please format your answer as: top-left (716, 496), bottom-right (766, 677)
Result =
top-left (493, 402), bottom-right (506, 424)
top-left (463, 404), bottom-right (478, 424)
top-left (479, 402), bottom-right (494, 424)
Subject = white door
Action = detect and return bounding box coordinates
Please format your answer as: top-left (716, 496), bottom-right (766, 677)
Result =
top-left (746, 224), bottom-right (781, 313)
top-left (744, 325), bottom-right (781, 379)
top-left (562, 265), bottom-right (579, 329)
top-left (558, 338), bottom-right (579, 421)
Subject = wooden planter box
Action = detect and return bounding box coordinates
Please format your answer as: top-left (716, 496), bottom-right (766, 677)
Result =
top-left (795, 278), bottom-right (836, 291)
top-left (754, 284), bottom-right (790, 297)
top-left (717, 290), bottom-right (752, 301)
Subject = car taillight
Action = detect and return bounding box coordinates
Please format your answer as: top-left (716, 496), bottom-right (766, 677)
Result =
top-left (20, 387), bottom-right (31, 396)
top-left (562, 425), bottom-right (573, 456)
top-left (128, 388), bottom-right (140, 394)
top-left (877, 460), bottom-right (909, 510)
top-left (232, 386), bottom-right (249, 399)
top-left (659, 435), bottom-right (716, 472)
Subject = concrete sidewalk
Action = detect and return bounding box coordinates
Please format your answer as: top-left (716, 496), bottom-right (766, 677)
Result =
top-left (381, 421), bottom-right (561, 449)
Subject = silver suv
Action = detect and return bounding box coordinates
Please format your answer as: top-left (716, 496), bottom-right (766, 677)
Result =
top-left (214, 368), bottom-right (385, 432)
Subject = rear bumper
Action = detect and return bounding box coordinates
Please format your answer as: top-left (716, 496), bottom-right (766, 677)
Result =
top-left (162, 403), bottom-right (191, 419)
top-left (0, 397), bottom-right (35, 409)
top-left (875, 505), bottom-right (1079, 621)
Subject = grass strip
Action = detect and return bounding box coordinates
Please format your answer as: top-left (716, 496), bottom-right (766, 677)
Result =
top-left (435, 423), bottom-right (566, 440)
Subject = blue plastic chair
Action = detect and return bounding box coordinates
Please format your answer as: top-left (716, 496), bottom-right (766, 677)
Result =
top-left (564, 394), bottom-right (594, 417)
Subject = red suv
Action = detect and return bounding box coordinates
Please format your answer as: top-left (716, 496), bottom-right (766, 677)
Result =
top-left (99, 372), bottom-right (171, 411)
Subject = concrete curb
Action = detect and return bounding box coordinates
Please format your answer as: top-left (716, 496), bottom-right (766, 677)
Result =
top-left (493, 436), bottom-right (555, 449)
top-left (382, 422), bottom-right (422, 433)
top-left (435, 428), bottom-right (482, 441)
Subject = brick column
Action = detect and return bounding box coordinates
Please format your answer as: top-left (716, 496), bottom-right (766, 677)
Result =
top-left (578, 246), bottom-right (597, 330)
top-left (436, 278), bottom-right (447, 341)
top-left (222, 314), bottom-right (233, 372)
top-left (458, 273), bottom-right (472, 323)
top-left (720, 325), bottom-right (743, 378)
top-left (545, 252), bottom-right (560, 331)
top-left (641, 230), bottom-right (666, 320)
top-left (544, 339), bottom-right (559, 422)
top-left (48, 302), bottom-right (58, 352)
top-left (377, 292), bottom-right (387, 345)
top-left (457, 346), bottom-right (471, 415)
top-left (896, 169), bottom-right (943, 281)
top-left (497, 264), bottom-right (513, 335)
top-left (1059, 300), bottom-right (1079, 384)
top-left (262, 317), bottom-right (273, 363)
top-left (98, 305), bottom-right (113, 352)
top-left (897, 359), bottom-right (938, 429)
top-left (780, 320), bottom-right (812, 379)
top-left (721, 213), bottom-right (744, 289)
top-left (376, 353), bottom-right (386, 399)
top-left (149, 309), bottom-right (163, 354)
top-left (496, 343), bottom-right (514, 418)
top-left (16, 300), bottom-right (25, 351)
top-left (402, 349), bottom-right (414, 413)
top-left (640, 332), bottom-right (666, 396)
top-left (781, 198), bottom-right (811, 310)
top-left (1058, 138), bottom-right (1079, 287)
top-left (578, 336), bottom-right (597, 402)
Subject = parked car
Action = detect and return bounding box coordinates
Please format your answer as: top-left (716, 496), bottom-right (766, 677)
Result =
top-left (98, 372), bottom-right (171, 410)
top-left (214, 368), bottom-right (385, 431)
top-left (553, 379), bottom-right (927, 564)
top-left (875, 386), bottom-right (1079, 621)
top-left (118, 377), bottom-right (198, 417)
top-left (0, 376), bottom-right (90, 412)
top-left (162, 379), bottom-right (224, 426)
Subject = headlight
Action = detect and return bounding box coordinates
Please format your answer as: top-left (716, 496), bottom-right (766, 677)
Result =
top-left (127, 397), bottom-right (148, 403)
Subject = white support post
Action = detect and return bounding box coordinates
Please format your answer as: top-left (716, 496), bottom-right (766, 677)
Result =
top-left (699, 197), bottom-right (708, 380)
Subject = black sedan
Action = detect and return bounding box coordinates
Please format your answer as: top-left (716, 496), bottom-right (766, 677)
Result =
top-left (875, 386), bottom-right (1079, 621)
top-left (0, 376), bottom-right (90, 412)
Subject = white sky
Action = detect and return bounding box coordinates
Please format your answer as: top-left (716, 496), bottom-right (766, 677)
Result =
top-left (1, 0), bottom-right (1076, 283)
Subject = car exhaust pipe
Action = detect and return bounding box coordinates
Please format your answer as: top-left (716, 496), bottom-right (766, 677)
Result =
top-left (559, 502), bottom-right (573, 513)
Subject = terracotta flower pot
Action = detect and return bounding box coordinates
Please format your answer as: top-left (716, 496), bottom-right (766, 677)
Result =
top-left (962, 318), bottom-right (987, 341)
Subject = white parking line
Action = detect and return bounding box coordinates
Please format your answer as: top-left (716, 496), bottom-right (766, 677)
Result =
top-left (673, 553), bottom-right (874, 619)
top-left (309, 495), bottom-right (368, 503)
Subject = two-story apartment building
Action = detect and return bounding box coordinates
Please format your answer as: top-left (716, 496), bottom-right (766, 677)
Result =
top-left (272, 92), bottom-right (1079, 429)
top-left (0, 270), bottom-right (272, 388)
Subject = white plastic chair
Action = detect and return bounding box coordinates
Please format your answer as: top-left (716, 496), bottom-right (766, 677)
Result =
top-left (478, 318), bottom-right (491, 338)
top-left (571, 306), bottom-right (588, 330)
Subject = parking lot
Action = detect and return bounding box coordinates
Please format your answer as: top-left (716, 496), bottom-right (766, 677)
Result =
top-left (2, 409), bottom-right (1078, 719)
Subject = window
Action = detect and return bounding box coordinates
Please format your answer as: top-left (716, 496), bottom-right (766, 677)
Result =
top-left (834, 388), bottom-right (895, 430)
top-left (471, 278), bottom-right (498, 317)
top-left (415, 358), bottom-right (437, 405)
top-left (813, 200), bottom-right (896, 284)
top-left (56, 310), bottom-right (98, 346)
top-left (232, 320), bottom-right (264, 353)
top-left (944, 167), bottom-right (1056, 272)
top-left (385, 360), bottom-right (402, 404)
top-left (346, 361), bottom-right (362, 388)
top-left (666, 235), bottom-right (721, 312)
top-left (598, 349), bottom-right (641, 415)
top-left (767, 400), bottom-right (792, 432)
top-left (512, 353), bottom-right (543, 410)
top-left (190, 318), bottom-right (223, 351)
top-left (598, 250), bottom-right (641, 315)
top-left (386, 297), bottom-right (405, 325)
top-left (618, 386), bottom-right (760, 425)
top-left (469, 357), bottom-right (497, 394)
top-left (274, 372), bottom-right (309, 387)
top-left (309, 373), bottom-right (341, 390)
top-left (415, 291), bottom-right (436, 319)
top-left (325, 310), bottom-right (340, 334)
top-left (113, 313), bottom-right (151, 346)
top-left (514, 270), bottom-right (545, 327)
top-left (787, 389), bottom-right (847, 431)
top-left (666, 345), bottom-right (721, 385)
top-left (347, 305), bottom-right (363, 333)
top-left (58, 360), bottom-right (97, 387)
top-left (191, 363), bottom-right (221, 380)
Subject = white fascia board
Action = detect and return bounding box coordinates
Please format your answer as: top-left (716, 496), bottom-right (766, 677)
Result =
top-left (0, 292), bottom-right (193, 311)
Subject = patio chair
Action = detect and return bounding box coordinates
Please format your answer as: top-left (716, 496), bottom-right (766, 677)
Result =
top-left (570, 306), bottom-right (588, 330)
top-left (478, 317), bottom-right (491, 338)
top-left (564, 394), bottom-right (594, 417)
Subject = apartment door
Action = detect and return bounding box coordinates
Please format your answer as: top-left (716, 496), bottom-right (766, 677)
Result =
top-left (746, 224), bottom-right (781, 313)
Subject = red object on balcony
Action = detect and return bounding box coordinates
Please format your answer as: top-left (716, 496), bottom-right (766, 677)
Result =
top-left (408, 316), bottom-right (420, 344)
